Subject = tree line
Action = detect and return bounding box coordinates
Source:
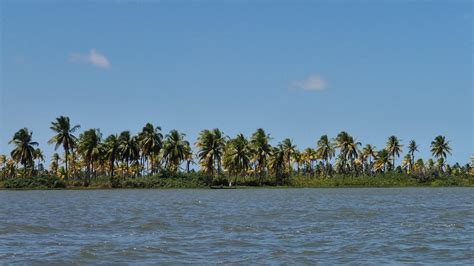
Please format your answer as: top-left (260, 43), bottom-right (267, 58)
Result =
top-left (2, 116), bottom-right (473, 185)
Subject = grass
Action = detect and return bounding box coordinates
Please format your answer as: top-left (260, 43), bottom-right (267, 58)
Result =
top-left (1, 173), bottom-right (473, 190)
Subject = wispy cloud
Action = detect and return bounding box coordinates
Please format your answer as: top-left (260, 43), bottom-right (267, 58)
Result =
top-left (290, 74), bottom-right (326, 91)
top-left (70, 49), bottom-right (110, 69)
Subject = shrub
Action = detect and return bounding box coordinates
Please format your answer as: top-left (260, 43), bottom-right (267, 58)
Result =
top-left (3, 175), bottom-right (65, 189)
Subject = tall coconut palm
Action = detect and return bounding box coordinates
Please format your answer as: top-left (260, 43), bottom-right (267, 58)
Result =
top-left (118, 131), bottom-right (140, 176)
top-left (163, 130), bottom-right (189, 173)
top-left (293, 150), bottom-right (303, 175)
top-left (269, 144), bottom-right (286, 184)
top-left (34, 148), bottom-right (45, 171)
top-left (408, 140), bottom-right (419, 171)
top-left (386, 136), bottom-right (402, 171)
top-left (223, 134), bottom-right (251, 180)
top-left (335, 131), bottom-right (352, 173)
top-left (302, 147), bottom-right (318, 175)
top-left (250, 128), bottom-right (272, 185)
top-left (139, 123), bottom-right (163, 175)
top-left (78, 129), bottom-right (102, 181)
top-left (196, 129), bottom-right (226, 176)
top-left (9, 128), bottom-right (38, 175)
top-left (401, 154), bottom-right (412, 173)
top-left (281, 138), bottom-right (297, 175)
top-left (316, 135), bottom-right (335, 174)
top-left (430, 136), bottom-right (452, 159)
top-left (48, 116), bottom-right (80, 180)
top-left (104, 134), bottom-right (120, 177)
top-left (183, 142), bottom-right (194, 173)
top-left (335, 132), bottom-right (360, 173)
top-left (347, 138), bottom-right (361, 172)
top-left (362, 144), bottom-right (376, 172)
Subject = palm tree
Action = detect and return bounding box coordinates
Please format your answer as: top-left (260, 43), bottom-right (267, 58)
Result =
top-left (335, 132), bottom-right (360, 173)
top-left (408, 140), bottom-right (419, 171)
top-left (269, 144), bottom-right (286, 184)
top-left (34, 148), bottom-right (45, 171)
top-left (9, 128), bottom-right (38, 175)
top-left (362, 144), bottom-right (376, 172)
top-left (374, 149), bottom-right (390, 172)
top-left (430, 136), bottom-right (452, 159)
top-left (401, 154), bottom-right (412, 173)
top-left (50, 153), bottom-right (61, 176)
top-left (414, 158), bottom-right (424, 173)
top-left (302, 147), bottom-right (318, 175)
top-left (335, 131), bottom-right (352, 173)
top-left (293, 150), bottom-right (303, 175)
top-left (347, 138), bottom-right (361, 173)
top-left (104, 134), bottom-right (120, 177)
top-left (196, 129), bottom-right (226, 176)
top-left (250, 128), bottom-right (272, 185)
top-left (316, 135), bottom-right (335, 175)
top-left (223, 134), bottom-right (251, 182)
top-left (281, 138), bottom-right (297, 175)
top-left (118, 131), bottom-right (140, 176)
top-left (386, 136), bottom-right (402, 171)
top-left (162, 130), bottom-right (189, 173)
top-left (48, 116), bottom-right (80, 180)
top-left (183, 142), bottom-right (194, 173)
top-left (78, 129), bottom-right (102, 181)
top-left (139, 123), bottom-right (163, 175)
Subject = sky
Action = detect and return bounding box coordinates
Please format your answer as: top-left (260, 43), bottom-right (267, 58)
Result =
top-left (0, 0), bottom-right (473, 165)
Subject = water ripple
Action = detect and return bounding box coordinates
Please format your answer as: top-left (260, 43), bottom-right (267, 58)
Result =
top-left (0, 188), bottom-right (473, 264)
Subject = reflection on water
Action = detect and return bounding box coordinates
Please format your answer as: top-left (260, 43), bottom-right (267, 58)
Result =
top-left (0, 188), bottom-right (473, 264)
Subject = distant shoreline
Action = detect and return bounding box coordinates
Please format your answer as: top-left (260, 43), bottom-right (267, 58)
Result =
top-left (1, 173), bottom-right (473, 190)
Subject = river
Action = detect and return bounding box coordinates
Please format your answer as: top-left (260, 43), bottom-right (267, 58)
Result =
top-left (1, 188), bottom-right (473, 264)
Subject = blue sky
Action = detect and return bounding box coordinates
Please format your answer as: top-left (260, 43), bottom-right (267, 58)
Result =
top-left (1, 0), bottom-right (472, 164)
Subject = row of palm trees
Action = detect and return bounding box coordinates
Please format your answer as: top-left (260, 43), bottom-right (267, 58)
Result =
top-left (2, 116), bottom-right (471, 183)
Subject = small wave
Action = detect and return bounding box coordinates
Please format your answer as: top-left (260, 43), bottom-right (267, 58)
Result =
top-left (137, 219), bottom-right (171, 231)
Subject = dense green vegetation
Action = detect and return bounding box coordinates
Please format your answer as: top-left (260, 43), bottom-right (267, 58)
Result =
top-left (1, 115), bottom-right (473, 189)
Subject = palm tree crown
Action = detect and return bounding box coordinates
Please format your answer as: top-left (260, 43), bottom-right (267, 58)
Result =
top-left (386, 136), bottom-right (402, 170)
top-left (281, 138), bottom-right (297, 174)
top-left (223, 133), bottom-right (251, 177)
top-left (78, 129), bottom-right (102, 179)
top-left (139, 123), bottom-right (163, 175)
top-left (104, 134), bottom-right (120, 177)
top-left (430, 136), bottom-right (452, 159)
top-left (48, 116), bottom-right (80, 179)
top-left (196, 129), bottom-right (226, 176)
top-left (250, 128), bottom-right (272, 181)
top-left (9, 128), bottom-right (38, 172)
top-left (163, 130), bottom-right (189, 172)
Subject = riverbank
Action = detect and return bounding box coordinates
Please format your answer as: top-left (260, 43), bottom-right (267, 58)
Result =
top-left (1, 173), bottom-right (473, 190)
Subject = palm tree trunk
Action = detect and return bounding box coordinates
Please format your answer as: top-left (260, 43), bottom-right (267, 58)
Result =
top-left (325, 158), bottom-right (329, 176)
top-left (150, 155), bottom-right (154, 175)
top-left (65, 149), bottom-right (69, 180)
top-left (110, 161), bottom-right (115, 177)
top-left (393, 156), bottom-right (396, 171)
top-left (288, 156), bottom-right (291, 176)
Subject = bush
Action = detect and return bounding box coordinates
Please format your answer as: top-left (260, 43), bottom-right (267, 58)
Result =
top-left (3, 175), bottom-right (65, 189)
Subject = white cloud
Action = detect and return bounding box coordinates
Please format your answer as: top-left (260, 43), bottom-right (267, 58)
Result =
top-left (290, 74), bottom-right (326, 91)
top-left (70, 49), bottom-right (110, 69)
